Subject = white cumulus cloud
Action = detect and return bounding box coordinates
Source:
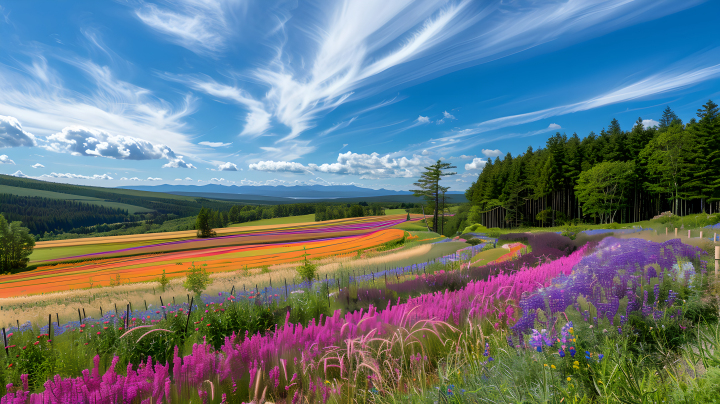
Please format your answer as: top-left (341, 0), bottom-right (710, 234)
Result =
top-left (642, 119), bottom-right (660, 129)
top-left (465, 158), bottom-right (488, 171)
top-left (0, 155), bottom-right (15, 165)
top-left (31, 163), bottom-right (44, 168)
top-left (0, 116), bottom-right (36, 148)
top-left (309, 151), bottom-right (433, 179)
top-left (249, 161), bottom-right (308, 173)
top-left (147, 177), bottom-right (163, 181)
top-left (482, 149), bottom-right (502, 158)
top-left (417, 116), bottom-right (431, 124)
top-left (45, 126), bottom-right (178, 161)
top-left (11, 170), bottom-right (29, 178)
top-left (40, 172), bottom-right (113, 180)
top-left (216, 162), bottom-right (239, 171)
top-left (162, 157), bottom-right (196, 169)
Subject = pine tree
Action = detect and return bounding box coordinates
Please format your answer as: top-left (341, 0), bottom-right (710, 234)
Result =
top-left (195, 208), bottom-right (216, 238)
top-left (411, 160), bottom-right (457, 233)
top-left (659, 106), bottom-right (680, 131)
top-left (689, 100), bottom-right (719, 211)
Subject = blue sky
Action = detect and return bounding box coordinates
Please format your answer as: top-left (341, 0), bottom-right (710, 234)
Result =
top-left (0, 0), bottom-right (719, 191)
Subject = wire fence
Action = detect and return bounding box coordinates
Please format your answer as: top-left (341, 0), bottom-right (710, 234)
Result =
top-left (5, 241), bottom-right (491, 342)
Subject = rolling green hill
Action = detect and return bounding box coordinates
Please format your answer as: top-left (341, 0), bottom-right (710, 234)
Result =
top-left (0, 174), bottom-right (235, 216)
top-left (0, 184), bottom-right (152, 214)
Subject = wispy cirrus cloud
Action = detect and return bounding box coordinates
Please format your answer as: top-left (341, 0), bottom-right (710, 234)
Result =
top-left (0, 56), bottom-right (197, 157)
top-left (134, 0), bottom-right (241, 56)
top-left (446, 58), bottom-right (720, 141)
top-left (173, 0), bottom-right (702, 161)
top-left (199, 141), bottom-right (232, 147)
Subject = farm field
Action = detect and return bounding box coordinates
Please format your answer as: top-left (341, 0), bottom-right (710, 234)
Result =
top-left (228, 213), bottom-right (315, 227)
top-left (0, 184), bottom-right (153, 214)
top-left (31, 214), bottom-right (418, 263)
top-left (0, 228), bottom-right (406, 297)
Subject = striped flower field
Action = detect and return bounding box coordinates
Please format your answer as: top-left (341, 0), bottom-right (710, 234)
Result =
top-left (0, 221), bottom-right (408, 298)
top-left (30, 215), bottom-right (415, 263)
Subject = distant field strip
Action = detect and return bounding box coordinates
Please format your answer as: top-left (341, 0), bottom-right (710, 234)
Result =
top-left (0, 229), bottom-right (405, 297)
top-left (229, 214), bottom-right (316, 227)
top-left (0, 184), bottom-right (153, 214)
top-left (32, 214), bottom-right (417, 263)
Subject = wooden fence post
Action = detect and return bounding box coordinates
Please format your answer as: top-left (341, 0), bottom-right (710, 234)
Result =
top-left (48, 315), bottom-right (52, 343)
top-left (675, 228), bottom-right (678, 237)
top-left (78, 309), bottom-right (82, 324)
top-left (715, 246), bottom-right (719, 277)
top-left (159, 296), bottom-right (167, 320)
top-left (2, 328), bottom-right (7, 357)
top-left (184, 296), bottom-right (194, 336)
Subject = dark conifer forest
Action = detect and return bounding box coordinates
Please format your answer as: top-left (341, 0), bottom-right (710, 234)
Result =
top-left (465, 101), bottom-right (720, 227)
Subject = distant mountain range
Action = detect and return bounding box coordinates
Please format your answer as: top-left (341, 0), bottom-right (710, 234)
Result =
top-left (120, 184), bottom-right (465, 199)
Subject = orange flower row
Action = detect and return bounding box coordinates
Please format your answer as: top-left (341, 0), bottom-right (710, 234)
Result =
top-left (0, 229), bottom-right (404, 298)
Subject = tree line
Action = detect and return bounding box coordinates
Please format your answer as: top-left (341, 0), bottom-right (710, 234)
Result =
top-left (314, 203), bottom-right (385, 221)
top-left (0, 194), bottom-right (134, 235)
top-left (465, 101), bottom-right (720, 227)
top-left (0, 175), bottom-right (233, 217)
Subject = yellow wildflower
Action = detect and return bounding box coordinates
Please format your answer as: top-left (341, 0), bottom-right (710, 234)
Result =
top-left (551, 365), bottom-right (556, 369)
top-left (567, 377), bottom-right (572, 381)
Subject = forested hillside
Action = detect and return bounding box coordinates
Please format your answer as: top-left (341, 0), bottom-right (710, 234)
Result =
top-left (0, 175), bottom-right (232, 216)
top-left (465, 101), bottom-right (720, 227)
top-left (0, 194), bottom-right (132, 235)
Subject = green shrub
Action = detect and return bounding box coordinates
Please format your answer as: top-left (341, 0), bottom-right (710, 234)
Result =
top-left (156, 269), bottom-right (170, 292)
top-left (183, 262), bottom-right (212, 296)
top-left (462, 223), bottom-right (488, 234)
top-left (486, 227), bottom-right (502, 238)
top-left (296, 247), bottom-right (318, 283)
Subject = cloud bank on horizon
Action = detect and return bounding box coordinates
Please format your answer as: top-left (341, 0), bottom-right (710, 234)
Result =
top-left (0, 0), bottom-right (717, 190)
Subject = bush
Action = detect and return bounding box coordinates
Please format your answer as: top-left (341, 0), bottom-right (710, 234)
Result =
top-left (296, 247), bottom-right (318, 283)
top-left (462, 223), bottom-right (488, 234)
top-left (466, 238), bottom-right (482, 246)
top-left (486, 227), bottom-right (502, 238)
top-left (183, 262), bottom-right (212, 296)
top-left (156, 269), bottom-right (170, 292)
